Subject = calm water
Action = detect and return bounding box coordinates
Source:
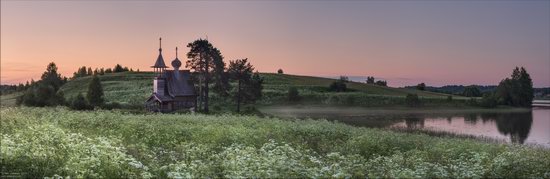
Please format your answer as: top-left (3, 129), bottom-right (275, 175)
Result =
top-left (261, 107), bottom-right (550, 147)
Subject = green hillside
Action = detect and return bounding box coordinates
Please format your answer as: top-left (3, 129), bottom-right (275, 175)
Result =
top-left (0, 92), bottom-right (21, 107)
top-left (56, 72), bottom-right (463, 107)
top-left (260, 73), bottom-right (457, 97)
top-left (59, 72), bottom-right (154, 106)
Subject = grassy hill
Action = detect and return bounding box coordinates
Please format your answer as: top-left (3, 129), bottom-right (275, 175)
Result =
top-left (59, 72), bottom-right (154, 107)
top-left (2, 71), bottom-right (466, 108)
top-left (0, 92), bottom-right (22, 107)
top-left (260, 73), bottom-right (458, 97)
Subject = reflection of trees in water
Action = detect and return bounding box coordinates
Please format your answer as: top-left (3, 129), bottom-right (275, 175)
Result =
top-left (403, 112), bottom-right (533, 144)
top-left (404, 114), bottom-right (425, 129)
top-left (295, 110), bottom-right (533, 144)
top-left (493, 112), bottom-right (533, 144)
top-left (464, 114), bottom-right (478, 125)
top-left (478, 112), bottom-right (533, 144)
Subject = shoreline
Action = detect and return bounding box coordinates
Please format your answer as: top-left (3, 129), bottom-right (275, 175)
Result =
top-left (259, 105), bottom-right (533, 115)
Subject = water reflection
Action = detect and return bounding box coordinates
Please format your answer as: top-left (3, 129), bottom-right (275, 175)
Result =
top-left (404, 115), bottom-right (424, 129)
top-left (398, 112), bottom-right (533, 144)
top-left (261, 107), bottom-right (549, 147)
top-left (493, 112), bottom-right (532, 144)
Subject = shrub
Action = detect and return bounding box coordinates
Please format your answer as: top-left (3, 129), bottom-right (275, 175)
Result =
top-left (405, 94), bottom-right (421, 107)
top-left (375, 80), bottom-right (387, 86)
top-left (329, 81), bottom-right (347, 92)
top-left (480, 93), bottom-right (498, 108)
top-left (416, 83), bottom-right (426, 91)
top-left (447, 95), bottom-right (453, 102)
top-left (339, 76), bottom-right (349, 82)
top-left (288, 87), bottom-right (301, 102)
top-left (277, 69), bottom-right (284, 74)
top-left (468, 98), bottom-right (478, 106)
top-left (71, 93), bottom-right (92, 110)
top-left (18, 84), bottom-right (65, 107)
top-left (463, 86), bottom-right (482, 97)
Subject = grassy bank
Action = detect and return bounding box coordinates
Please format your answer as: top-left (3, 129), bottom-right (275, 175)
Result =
top-left (2, 107), bottom-right (549, 178)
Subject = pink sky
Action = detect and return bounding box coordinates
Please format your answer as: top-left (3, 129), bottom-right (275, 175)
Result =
top-left (1, 1), bottom-right (549, 87)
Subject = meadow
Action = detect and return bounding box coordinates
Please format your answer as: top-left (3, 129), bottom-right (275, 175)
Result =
top-left (54, 72), bottom-right (472, 111)
top-left (2, 107), bottom-right (549, 178)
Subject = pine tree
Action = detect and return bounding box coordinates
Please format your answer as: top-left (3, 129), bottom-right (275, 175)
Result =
top-left (41, 62), bottom-right (64, 90)
top-left (186, 39), bottom-right (225, 113)
top-left (114, 64), bottom-right (124, 73)
top-left (519, 67), bottom-right (534, 106)
top-left (87, 75), bottom-right (104, 107)
top-left (228, 58), bottom-right (254, 113)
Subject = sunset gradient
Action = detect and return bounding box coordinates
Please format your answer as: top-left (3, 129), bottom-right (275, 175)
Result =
top-left (1, 1), bottom-right (549, 87)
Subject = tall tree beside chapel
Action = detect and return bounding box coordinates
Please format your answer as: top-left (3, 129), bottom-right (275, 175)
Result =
top-left (186, 39), bottom-right (227, 113)
top-left (228, 58), bottom-right (254, 113)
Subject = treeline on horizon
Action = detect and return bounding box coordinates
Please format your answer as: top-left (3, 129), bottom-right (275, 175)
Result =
top-left (409, 67), bottom-right (535, 108)
top-left (9, 63), bottom-right (121, 109)
top-left (0, 64), bottom-right (134, 95)
top-left (404, 84), bottom-right (549, 100)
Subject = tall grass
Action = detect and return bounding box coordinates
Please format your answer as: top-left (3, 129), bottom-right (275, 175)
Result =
top-left (1, 107), bottom-right (549, 178)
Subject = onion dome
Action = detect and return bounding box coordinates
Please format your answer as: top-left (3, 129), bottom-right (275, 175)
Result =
top-left (171, 47), bottom-right (182, 69)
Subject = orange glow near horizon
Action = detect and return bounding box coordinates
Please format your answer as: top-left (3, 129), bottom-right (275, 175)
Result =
top-left (1, 1), bottom-right (549, 87)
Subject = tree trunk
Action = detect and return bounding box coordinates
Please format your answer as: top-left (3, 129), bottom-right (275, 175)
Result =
top-left (204, 53), bottom-right (209, 113)
top-left (237, 79), bottom-right (241, 113)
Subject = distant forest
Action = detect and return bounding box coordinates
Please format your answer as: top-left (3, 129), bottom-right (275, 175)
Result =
top-left (404, 85), bottom-right (550, 99)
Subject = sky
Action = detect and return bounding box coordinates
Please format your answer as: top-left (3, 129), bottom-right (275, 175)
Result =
top-left (1, 1), bottom-right (549, 87)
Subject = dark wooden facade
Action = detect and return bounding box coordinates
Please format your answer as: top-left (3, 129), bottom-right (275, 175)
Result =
top-left (145, 38), bottom-right (196, 112)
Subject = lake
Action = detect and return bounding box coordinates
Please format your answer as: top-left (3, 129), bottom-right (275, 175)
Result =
top-left (260, 106), bottom-right (550, 147)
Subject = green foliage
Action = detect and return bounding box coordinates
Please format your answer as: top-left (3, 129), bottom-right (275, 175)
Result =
top-left (228, 58), bottom-right (255, 112)
top-left (480, 92), bottom-right (498, 108)
top-left (375, 80), bottom-right (387, 86)
top-left (366, 76), bottom-right (375, 84)
top-left (211, 48), bottom-right (231, 97)
top-left (463, 85), bottom-right (482, 97)
top-left (250, 72), bottom-right (264, 101)
top-left (87, 75), bottom-right (104, 107)
top-left (496, 67), bottom-right (534, 107)
top-left (2, 107), bottom-right (550, 178)
top-left (71, 93), bottom-right (92, 110)
top-left (468, 98), bottom-right (478, 106)
top-left (17, 63), bottom-right (66, 107)
top-left (113, 64), bottom-right (125, 73)
top-left (41, 62), bottom-right (65, 91)
top-left (73, 66), bottom-right (92, 78)
top-left (288, 87), bottom-right (301, 102)
top-left (329, 81), bottom-right (347, 92)
top-left (405, 94), bottom-right (421, 107)
top-left (417, 83), bottom-right (426, 91)
top-left (339, 76), bottom-right (349, 82)
top-left (186, 39), bottom-right (226, 113)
